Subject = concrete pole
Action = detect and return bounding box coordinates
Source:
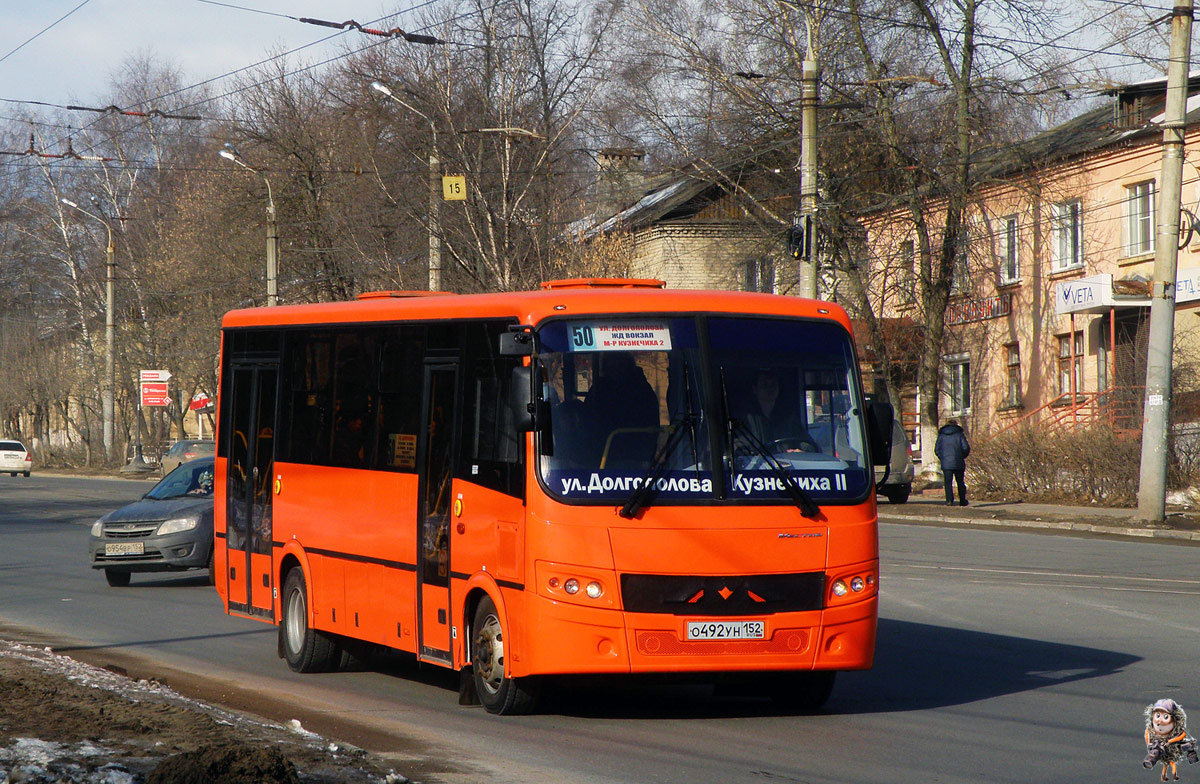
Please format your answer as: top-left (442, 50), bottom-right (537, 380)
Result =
top-left (798, 55), bottom-right (818, 299)
top-left (1137, 0), bottom-right (1193, 522)
top-left (266, 202), bottom-right (279, 306)
top-left (429, 149), bottom-right (442, 292)
top-left (103, 238), bottom-right (115, 460)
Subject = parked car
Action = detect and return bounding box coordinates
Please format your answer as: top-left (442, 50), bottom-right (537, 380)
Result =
top-left (0, 440), bottom-right (32, 477)
top-left (159, 439), bottom-right (215, 475)
top-left (88, 457), bottom-right (215, 587)
top-left (876, 418), bottom-right (915, 504)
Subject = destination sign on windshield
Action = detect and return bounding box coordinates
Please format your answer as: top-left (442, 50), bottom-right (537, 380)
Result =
top-left (567, 322), bottom-right (673, 351)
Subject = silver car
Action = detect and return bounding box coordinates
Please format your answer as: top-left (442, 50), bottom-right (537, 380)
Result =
top-left (0, 440), bottom-right (31, 477)
top-left (876, 419), bottom-right (915, 504)
top-left (88, 457), bottom-right (215, 587)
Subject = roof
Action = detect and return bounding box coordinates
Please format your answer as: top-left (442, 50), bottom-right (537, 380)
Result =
top-left (221, 281), bottom-right (853, 332)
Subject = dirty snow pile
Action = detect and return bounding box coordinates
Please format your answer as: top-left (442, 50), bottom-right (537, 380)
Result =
top-left (0, 639), bottom-right (411, 784)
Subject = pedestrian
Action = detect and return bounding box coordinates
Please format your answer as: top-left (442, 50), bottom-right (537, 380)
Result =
top-left (934, 419), bottom-right (970, 506)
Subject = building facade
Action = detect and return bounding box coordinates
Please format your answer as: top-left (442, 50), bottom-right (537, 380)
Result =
top-left (861, 76), bottom-right (1200, 455)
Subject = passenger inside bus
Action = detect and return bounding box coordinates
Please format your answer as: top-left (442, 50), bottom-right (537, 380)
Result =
top-left (582, 352), bottom-right (659, 468)
top-left (740, 369), bottom-right (818, 452)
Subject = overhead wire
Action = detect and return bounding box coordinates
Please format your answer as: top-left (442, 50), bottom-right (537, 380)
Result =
top-left (0, 0), bottom-right (94, 65)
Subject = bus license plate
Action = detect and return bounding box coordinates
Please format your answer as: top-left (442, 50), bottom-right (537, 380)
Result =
top-left (686, 621), bottom-right (765, 641)
top-left (105, 542), bottom-right (144, 556)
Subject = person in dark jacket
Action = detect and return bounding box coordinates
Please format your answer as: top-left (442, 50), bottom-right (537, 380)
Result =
top-left (934, 419), bottom-right (970, 506)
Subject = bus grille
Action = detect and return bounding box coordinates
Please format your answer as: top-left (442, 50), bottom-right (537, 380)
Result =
top-left (634, 629), bottom-right (809, 656)
top-left (620, 572), bottom-right (825, 615)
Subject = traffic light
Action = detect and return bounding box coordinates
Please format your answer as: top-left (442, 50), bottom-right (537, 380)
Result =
top-left (787, 215), bottom-right (811, 260)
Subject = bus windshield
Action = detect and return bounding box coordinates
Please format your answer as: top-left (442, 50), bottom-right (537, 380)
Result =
top-left (537, 315), bottom-right (872, 506)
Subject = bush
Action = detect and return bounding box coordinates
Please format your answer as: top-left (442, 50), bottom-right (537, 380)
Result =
top-left (969, 425), bottom-right (1143, 506)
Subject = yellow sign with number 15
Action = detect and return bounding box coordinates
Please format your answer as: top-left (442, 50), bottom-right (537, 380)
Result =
top-left (442, 175), bottom-right (466, 201)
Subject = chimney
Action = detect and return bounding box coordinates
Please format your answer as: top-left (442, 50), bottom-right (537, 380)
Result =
top-left (596, 148), bottom-right (646, 218)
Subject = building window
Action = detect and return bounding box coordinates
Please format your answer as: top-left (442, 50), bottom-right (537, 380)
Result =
top-left (945, 355), bottom-right (971, 415)
top-left (1057, 332), bottom-right (1084, 397)
top-left (899, 240), bottom-right (916, 305)
top-left (1005, 343), bottom-right (1021, 407)
top-left (745, 257), bottom-right (775, 293)
top-left (1052, 199), bottom-right (1083, 271)
top-left (998, 215), bottom-right (1019, 284)
top-left (1126, 181), bottom-right (1155, 257)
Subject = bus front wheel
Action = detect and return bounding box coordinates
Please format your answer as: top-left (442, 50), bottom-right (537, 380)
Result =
top-left (471, 595), bottom-right (540, 715)
top-left (281, 569), bottom-right (339, 673)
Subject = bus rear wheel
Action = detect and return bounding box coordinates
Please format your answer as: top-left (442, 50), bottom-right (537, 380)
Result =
top-left (281, 568), bottom-right (339, 673)
top-left (471, 595), bottom-right (539, 715)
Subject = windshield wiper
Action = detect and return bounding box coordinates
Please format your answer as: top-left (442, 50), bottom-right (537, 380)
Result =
top-left (720, 370), bottom-right (820, 519)
top-left (619, 363), bottom-right (700, 519)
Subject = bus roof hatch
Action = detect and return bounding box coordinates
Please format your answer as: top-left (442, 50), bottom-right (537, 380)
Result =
top-left (540, 278), bottom-right (666, 290)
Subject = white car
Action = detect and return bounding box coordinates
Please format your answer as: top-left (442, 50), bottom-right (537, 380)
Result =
top-left (0, 440), bottom-right (32, 477)
top-left (875, 419), bottom-right (914, 503)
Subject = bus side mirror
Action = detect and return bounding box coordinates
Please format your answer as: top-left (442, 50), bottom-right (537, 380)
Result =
top-left (499, 330), bottom-right (535, 356)
top-left (509, 366), bottom-right (548, 433)
top-left (865, 399), bottom-right (894, 467)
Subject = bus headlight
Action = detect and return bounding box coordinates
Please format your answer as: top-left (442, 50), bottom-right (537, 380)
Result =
top-left (536, 562), bottom-right (617, 609)
top-left (827, 565), bottom-right (878, 606)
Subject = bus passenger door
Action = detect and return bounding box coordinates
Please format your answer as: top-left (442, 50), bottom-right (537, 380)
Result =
top-left (417, 362), bottom-right (457, 664)
top-left (225, 364), bottom-right (278, 620)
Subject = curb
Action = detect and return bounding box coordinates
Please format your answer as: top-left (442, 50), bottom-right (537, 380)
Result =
top-left (877, 511), bottom-right (1200, 543)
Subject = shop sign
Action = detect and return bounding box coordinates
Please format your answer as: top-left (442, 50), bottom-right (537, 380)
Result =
top-left (947, 293), bottom-right (1012, 325)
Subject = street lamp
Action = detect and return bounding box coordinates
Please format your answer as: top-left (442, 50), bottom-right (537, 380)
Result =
top-left (60, 197), bottom-right (115, 463)
top-left (371, 80), bottom-right (442, 292)
top-left (219, 144), bottom-right (279, 306)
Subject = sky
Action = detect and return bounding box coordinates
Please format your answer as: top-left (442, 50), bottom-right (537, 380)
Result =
top-left (0, 0), bottom-right (412, 108)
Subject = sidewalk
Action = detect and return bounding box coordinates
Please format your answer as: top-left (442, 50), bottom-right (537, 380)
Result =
top-left (877, 488), bottom-right (1200, 543)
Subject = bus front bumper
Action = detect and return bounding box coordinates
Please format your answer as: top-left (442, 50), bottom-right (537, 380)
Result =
top-left (518, 592), bottom-right (877, 676)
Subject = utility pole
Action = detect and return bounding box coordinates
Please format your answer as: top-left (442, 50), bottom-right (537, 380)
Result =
top-left (428, 145), bottom-right (442, 292)
top-left (1137, 0), bottom-right (1194, 522)
top-left (61, 198), bottom-right (115, 461)
top-left (371, 80), bottom-right (442, 291)
top-left (104, 233), bottom-right (115, 457)
top-left (266, 199), bottom-right (279, 306)
top-left (797, 11), bottom-right (819, 299)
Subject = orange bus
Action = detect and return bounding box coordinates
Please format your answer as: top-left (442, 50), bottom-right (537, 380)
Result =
top-left (214, 278), bottom-right (892, 714)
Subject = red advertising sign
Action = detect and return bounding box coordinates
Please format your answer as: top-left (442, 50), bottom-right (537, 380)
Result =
top-left (189, 392), bottom-right (212, 411)
top-left (946, 293), bottom-right (1013, 326)
top-left (141, 381), bottom-right (170, 407)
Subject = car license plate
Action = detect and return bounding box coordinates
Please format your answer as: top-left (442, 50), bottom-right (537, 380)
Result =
top-left (686, 621), bottom-right (765, 641)
top-left (105, 542), bottom-right (144, 556)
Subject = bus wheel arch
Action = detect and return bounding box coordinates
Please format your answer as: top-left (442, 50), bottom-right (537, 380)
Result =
top-left (469, 592), bottom-right (540, 715)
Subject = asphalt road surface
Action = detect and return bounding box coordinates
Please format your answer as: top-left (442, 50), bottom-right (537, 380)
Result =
top-left (1, 473), bottom-right (1196, 783)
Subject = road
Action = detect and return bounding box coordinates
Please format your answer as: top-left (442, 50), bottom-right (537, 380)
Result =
top-left (1, 473), bottom-right (1197, 783)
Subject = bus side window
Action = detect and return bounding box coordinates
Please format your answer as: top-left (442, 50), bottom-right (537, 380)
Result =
top-left (378, 326), bottom-right (425, 472)
top-left (457, 322), bottom-right (524, 497)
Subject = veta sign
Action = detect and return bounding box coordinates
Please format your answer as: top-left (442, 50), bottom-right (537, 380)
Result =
top-left (946, 293), bottom-right (1013, 325)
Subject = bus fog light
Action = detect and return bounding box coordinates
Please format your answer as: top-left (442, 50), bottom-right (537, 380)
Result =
top-left (832, 580), bottom-right (848, 597)
top-left (564, 578), bottom-right (580, 595)
top-left (851, 577), bottom-right (865, 592)
top-left (586, 581), bottom-right (603, 599)
top-left (548, 577), bottom-right (560, 589)
top-left (866, 575), bottom-right (875, 587)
